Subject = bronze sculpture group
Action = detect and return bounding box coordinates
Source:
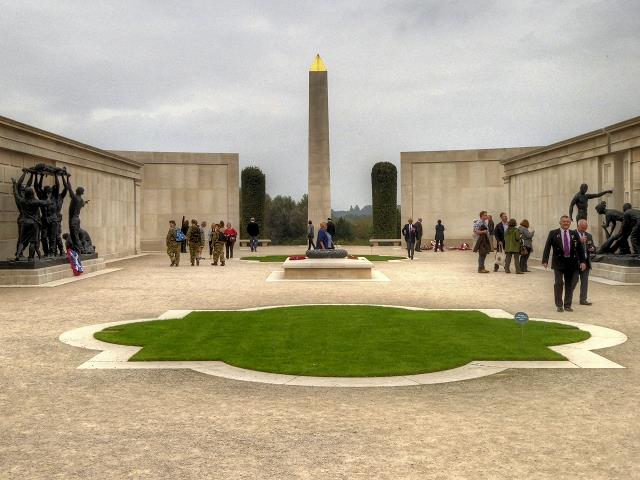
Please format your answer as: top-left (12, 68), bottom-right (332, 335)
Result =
top-left (571, 184), bottom-right (639, 257)
top-left (11, 164), bottom-right (94, 261)
top-left (596, 202), bottom-right (640, 256)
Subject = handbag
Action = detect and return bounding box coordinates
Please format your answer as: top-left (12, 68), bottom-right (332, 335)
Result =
top-left (519, 232), bottom-right (529, 255)
top-left (176, 230), bottom-right (186, 242)
top-left (494, 242), bottom-right (504, 265)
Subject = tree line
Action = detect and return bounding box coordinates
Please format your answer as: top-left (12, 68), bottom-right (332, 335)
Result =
top-left (241, 163), bottom-right (399, 245)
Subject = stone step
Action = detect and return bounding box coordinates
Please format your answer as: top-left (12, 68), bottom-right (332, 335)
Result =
top-left (0, 258), bottom-right (106, 285)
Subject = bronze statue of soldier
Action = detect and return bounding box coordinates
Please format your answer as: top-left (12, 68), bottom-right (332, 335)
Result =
top-left (12, 169), bottom-right (31, 258)
top-left (597, 203), bottom-right (639, 255)
top-left (594, 201), bottom-right (624, 239)
top-left (33, 172), bottom-right (54, 256)
top-left (63, 175), bottom-right (89, 253)
top-left (569, 184), bottom-right (612, 222)
top-left (49, 168), bottom-right (69, 256)
top-left (12, 181), bottom-right (51, 261)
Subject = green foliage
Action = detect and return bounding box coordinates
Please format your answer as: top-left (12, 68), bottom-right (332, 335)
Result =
top-left (352, 216), bottom-right (373, 241)
top-left (335, 217), bottom-right (354, 241)
top-left (94, 306), bottom-right (590, 377)
top-left (264, 194), bottom-right (308, 244)
top-left (371, 162), bottom-right (398, 238)
top-left (261, 193), bottom-right (372, 245)
top-left (241, 166), bottom-right (265, 234)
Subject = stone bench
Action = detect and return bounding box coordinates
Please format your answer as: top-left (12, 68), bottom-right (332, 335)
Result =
top-left (238, 239), bottom-right (272, 247)
top-left (369, 238), bottom-right (402, 246)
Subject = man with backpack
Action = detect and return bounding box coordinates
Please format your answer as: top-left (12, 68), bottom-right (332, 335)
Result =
top-left (187, 219), bottom-right (204, 266)
top-left (211, 223), bottom-right (227, 266)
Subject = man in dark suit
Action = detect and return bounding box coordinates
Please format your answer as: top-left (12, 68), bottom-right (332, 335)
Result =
top-left (414, 218), bottom-right (423, 252)
top-left (401, 218), bottom-right (417, 260)
top-left (326, 218), bottom-right (336, 248)
top-left (574, 219), bottom-right (596, 305)
top-left (542, 215), bottom-right (587, 312)
top-left (493, 212), bottom-right (508, 271)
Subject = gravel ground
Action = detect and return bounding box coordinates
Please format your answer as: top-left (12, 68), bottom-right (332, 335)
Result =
top-left (1, 246), bottom-right (638, 479)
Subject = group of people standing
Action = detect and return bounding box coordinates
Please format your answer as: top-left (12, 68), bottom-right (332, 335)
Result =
top-left (167, 218), bottom-right (238, 267)
top-left (473, 211), bottom-right (536, 274)
top-left (401, 218), bottom-right (445, 259)
top-left (307, 218), bottom-right (336, 250)
top-left (473, 210), bottom-right (595, 311)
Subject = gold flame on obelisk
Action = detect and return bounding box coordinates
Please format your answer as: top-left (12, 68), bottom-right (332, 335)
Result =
top-left (310, 54), bottom-right (327, 72)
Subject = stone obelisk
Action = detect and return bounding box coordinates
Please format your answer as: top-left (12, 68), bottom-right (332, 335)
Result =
top-left (308, 54), bottom-right (331, 232)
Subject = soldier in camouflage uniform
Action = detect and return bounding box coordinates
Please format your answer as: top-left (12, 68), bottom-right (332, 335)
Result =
top-left (211, 223), bottom-right (226, 266)
top-left (187, 218), bottom-right (204, 266)
top-left (166, 220), bottom-right (180, 266)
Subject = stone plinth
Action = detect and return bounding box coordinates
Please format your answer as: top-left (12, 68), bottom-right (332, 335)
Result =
top-left (0, 253), bottom-right (97, 269)
top-left (592, 254), bottom-right (640, 267)
top-left (283, 257), bottom-right (373, 280)
top-left (0, 257), bottom-right (105, 285)
top-left (590, 262), bottom-right (640, 284)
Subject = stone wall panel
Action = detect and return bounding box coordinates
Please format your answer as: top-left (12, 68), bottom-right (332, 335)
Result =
top-left (401, 147), bottom-right (534, 243)
top-left (111, 152), bottom-right (239, 250)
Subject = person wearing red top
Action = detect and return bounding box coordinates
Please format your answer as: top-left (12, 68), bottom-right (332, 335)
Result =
top-left (224, 222), bottom-right (238, 259)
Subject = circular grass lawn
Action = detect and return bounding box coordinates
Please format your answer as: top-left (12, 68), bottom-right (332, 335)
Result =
top-left (241, 254), bottom-right (405, 262)
top-left (94, 306), bottom-right (590, 377)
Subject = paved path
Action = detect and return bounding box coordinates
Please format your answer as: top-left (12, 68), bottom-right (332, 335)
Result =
top-left (1, 246), bottom-right (638, 478)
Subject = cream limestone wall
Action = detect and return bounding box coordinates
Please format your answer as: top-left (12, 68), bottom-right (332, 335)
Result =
top-left (0, 116), bottom-right (142, 260)
top-left (401, 148), bottom-right (535, 243)
top-left (507, 158), bottom-right (600, 255)
top-left (503, 116), bottom-right (640, 257)
top-left (58, 163), bottom-right (137, 259)
top-left (632, 147), bottom-right (640, 206)
top-left (111, 152), bottom-right (239, 251)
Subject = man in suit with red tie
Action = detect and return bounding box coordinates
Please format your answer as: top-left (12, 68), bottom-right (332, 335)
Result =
top-left (542, 215), bottom-right (587, 312)
top-left (401, 218), bottom-right (417, 260)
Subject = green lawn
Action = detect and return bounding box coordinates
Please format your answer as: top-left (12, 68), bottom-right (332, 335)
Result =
top-left (94, 306), bottom-right (590, 377)
top-left (241, 254), bottom-right (405, 262)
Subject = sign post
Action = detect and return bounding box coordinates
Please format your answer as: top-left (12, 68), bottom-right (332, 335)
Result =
top-left (514, 311), bottom-right (529, 341)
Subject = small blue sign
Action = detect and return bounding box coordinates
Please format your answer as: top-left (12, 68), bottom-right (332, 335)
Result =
top-left (515, 312), bottom-right (529, 325)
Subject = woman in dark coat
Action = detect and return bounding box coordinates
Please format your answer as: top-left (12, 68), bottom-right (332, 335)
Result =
top-left (180, 216), bottom-right (189, 253)
top-left (434, 219), bottom-right (445, 252)
top-left (473, 222), bottom-right (492, 271)
top-left (518, 219), bottom-right (535, 272)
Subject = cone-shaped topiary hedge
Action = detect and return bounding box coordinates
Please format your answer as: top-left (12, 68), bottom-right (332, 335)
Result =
top-left (371, 162), bottom-right (398, 238)
top-left (241, 166), bottom-right (265, 233)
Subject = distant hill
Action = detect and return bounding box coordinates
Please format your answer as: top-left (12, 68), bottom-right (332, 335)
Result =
top-left (331, 205), bottom-right (372, 220)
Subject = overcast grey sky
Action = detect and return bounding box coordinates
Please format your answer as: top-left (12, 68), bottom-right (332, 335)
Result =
top-left (2, 1), bottom-right (639, 209)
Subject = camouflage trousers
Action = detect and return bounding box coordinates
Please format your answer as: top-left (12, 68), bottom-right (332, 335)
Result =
top-left (167, 247), bottom-right (180, 266)
top-left (212, 242), bottom-right (225, 265)
top-left (189, 243), bottom-right (202, 265)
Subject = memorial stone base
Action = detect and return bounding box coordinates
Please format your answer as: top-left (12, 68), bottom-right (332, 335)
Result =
top-left (0, 254), bottom-right (105, 285)
top-left (590, 262), bottom-right (640, 284)
top-left (590, 254), bottom-right (640, 283)
top-left (282, 257), bottom-right (374, 280)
